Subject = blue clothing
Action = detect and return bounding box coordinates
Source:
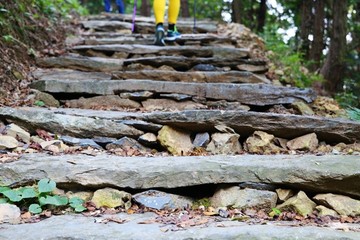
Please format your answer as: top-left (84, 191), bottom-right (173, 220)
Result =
top-left (104, 0), bottom-right (125, 13)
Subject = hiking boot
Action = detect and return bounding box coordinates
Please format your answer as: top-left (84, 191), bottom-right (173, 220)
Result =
top-left (165, 26), bottom-right (181, 41)
top-left (154, 25), bottom-right (165, 46)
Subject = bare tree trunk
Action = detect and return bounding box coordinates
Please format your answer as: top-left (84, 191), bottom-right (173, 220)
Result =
top-left (309, 0), bottom-right (325, 71)
top-left (300, 0), bottom-right (313, 60)
top-left (181, 0), bottom-right (190, 18)
top-left (320, 0), bottom-right (348, 93)
top-left (140, 0), bottom-right (151, 16)
top-left (232, 0), bottom-right (242, 24)
top-left (257, 0), bottom-right (267, 32)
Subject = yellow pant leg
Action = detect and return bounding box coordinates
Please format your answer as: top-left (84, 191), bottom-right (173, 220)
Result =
top-left (168, 0), bottom-right (180, 24)
top-left (153, 0), bottom-right (166, 24)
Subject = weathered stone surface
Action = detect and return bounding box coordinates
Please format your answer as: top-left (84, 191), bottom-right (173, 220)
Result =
top-left (277, 191), bottom-right (317, 217)
top-left (66, 191), bottom-right (93, 202)
top-left (143, 110), bottom-right (360, 143)
top-left (65, 95), bottom-right (141, 109)
top-left (237, 64), bottom-right (268, 72)
top-left (291, 100), bottom-right (315, 116)
top-left (138, 133), bottom-right (158, 147)
top-left (3, 212), bottom-right (358, 240)
top-left (1, 154), bottom-right (359, 198)
top-left (120, 91), bottom-right (154, 100)
top-left (206, 100), bottom-right (251, 111)
top-left (0, 135), bottom-right (18, 149)
top-left (60, 136), bottom-right (103, 149)
top-left (206, 133), bottom-right (242, 155)
top-left (0, 203), bottom-right (20, 223)
top-left (29, 79), bottom-right (316, 106)
top-left (211, 186), bottom-right (277, 210)
top-left (313, 193), bottom-right (360, 217)
top-left (91, 188), bottom-right (131, 209)
top-left (106, 137), bottom-right (150, 153)
top-left (133, 190), bottom-right (193, 210)
top-left (287, 133), bottom-right (319, 151)
top-left (315, 205), bottom-right (339, 217)
top-left (142, 99), bottom-right (206, 111)
top-left (4, 123), bottom-right (31, 144)
top-left (0, 107), bottom-right (143, 138)
top-left (157, 126), bottom-right (193, 155)
top-left (120, 120), bottom-right (163, 133)
top-left (73, 44), bottom-right (250, 60)
top-left (33, 68), bottom-right (112, 81)
top-left (244, 131), bottom-right (282, 154)
top-left (36, 55), bottom-right (123, 72)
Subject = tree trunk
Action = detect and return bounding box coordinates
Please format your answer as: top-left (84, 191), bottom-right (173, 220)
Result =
top-left (309, 0), bottom-right (325, 71)
top-left (140, 0), bottom-right (151, 16)
top-left (232, 0), bottom-right (242, 24)
top-left (320, 0), bottom-right (348, 93)
top-left (300, 0), bottom-right (313, 60)
top-left (181, 0), bottom-right (190, 18)
top-left (257, 0), bottom-right (267, 32)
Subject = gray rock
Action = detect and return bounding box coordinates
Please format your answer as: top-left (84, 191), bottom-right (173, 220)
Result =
top-left (159, 93), bottom-right (192, 101)
top-left (0, 203), bottom-right (21, 223)
top-left (120, 120), bottom-right (163, 133)
top-left (1, 154), bottom-right (359, 198)
top-left (138, 133), bottom-right (158, 147)
top-left (120, 91), bottom-right (154, 100)
top-left (1, 212), bottom-right (359, 240)
top-left (277, 191), bottom-right (317, 217)
top-left (4, 123), bottom-right (31, 144)
top-left (287, 133), bottom-right (319, 151)
top-left (0, 107), bottom-right (143, 138)
top-left (92, 136), bottom-right (117, 148)
top-left (29, 79), bottom-right (316, 106)
top-left (60, 136), bottom-right (103, 149)
top-left (142, 99), bottom-right (206, 111)
top-left (133, 190), bottom-right (193, 210)
top-left (0, 135), bottom-right (18, 150)
top-left (106, 137), bottom-right (150, 153)
top-left (193, 132), bottom-right (210, 148)
top-left (211, 186), bottom-right (277, 210)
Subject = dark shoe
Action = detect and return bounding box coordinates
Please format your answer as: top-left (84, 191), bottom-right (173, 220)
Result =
top-left (165, 26), bottom-right (181, 41)
top-left (154, 25), bottom-right (165, 46)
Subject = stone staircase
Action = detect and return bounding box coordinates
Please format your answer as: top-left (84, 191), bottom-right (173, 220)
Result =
top-left (1, 14), bottom-right (360, 239)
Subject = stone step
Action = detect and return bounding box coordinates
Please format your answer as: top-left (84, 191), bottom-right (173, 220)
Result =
top-left (71, 44), bottom-right (251, 61)
top-left (37, 54), bottom-right (266, 72)
top-left (2, 212), bottom-right (359, 240)
top-left (1, 107), bottom-right (359, 143)
top-left (33, 68), bottom-right (270, 84)
top-left (74, 33), bottom-right (235, 46)
top-left (29, 79), bottom-right (315, 106)
top-left (1, 153), bottom-right (359, 198)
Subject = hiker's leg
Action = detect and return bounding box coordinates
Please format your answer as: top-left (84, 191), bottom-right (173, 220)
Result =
top-left (153, 0), bottom-right (166, 24)
top-left (116, 0), bottom-right (125, 14)
top-left (168, 0), bottom-right (180, 25)
top-left (104, 0), bottom-right (112, 12)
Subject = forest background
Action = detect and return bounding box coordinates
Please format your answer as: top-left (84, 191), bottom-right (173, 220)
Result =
top-left (0, 0), bottom-right (359, 109)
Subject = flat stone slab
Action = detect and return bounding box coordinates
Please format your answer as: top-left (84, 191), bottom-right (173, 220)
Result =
top-left (0, 107), bottom-right (143, 138)
top-left (33, 68), bottom-right (112, 81)
top-left (1, 153), bottom-right (359, 198)
top-left (29, 80), bottom-right (315, 106)
top-left (0, 212), bottom-right (359, 240)
top-left (72, 44), bottom-right (250, 60)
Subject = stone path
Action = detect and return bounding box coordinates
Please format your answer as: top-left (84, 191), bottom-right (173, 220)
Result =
top-left (1, 13), bottom-right (360, 239)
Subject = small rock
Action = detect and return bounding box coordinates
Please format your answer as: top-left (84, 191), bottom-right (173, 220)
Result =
top-left (238, 182), bottom-right (277, 191)
top-left (106, 137), bottom-right (150, 153)
top-left (191, 64), bottom-right (218, 71)
top-left (313, 193), bottom-right (360, 217)
top-left (157, 126), bottom-right (193, 156)
top-left (286, 133), bottom-right (319, 152)
top-left (244, 131), bottom-right (282, 154)
top-left (120, 91), bottom-right (154, 100)
top-left (0, 135), bottom-right (19, 149)
top-left (32, 90), bottom-right (60, 107)
top-left (277, 191), bottom-right (316, 216)
top-left (159, 93), bottom-right (192, 101)
top-left (60, 136), bottom-right (103, 149)
top-left (276, 189), bottom-right (295, 203)
top-left (210, 186), bottom-right (277, 210)
top-left (133, 190), bottom-right (193, 210)
top-left (291, 100), bottom-right (314, 116)
top-left (193, 132), bottom-right (210, 148)
top-left (91, 188), bottom-right (131, 209)
top-left (315, 205), bottom-right (339, 217)
top-left (0, 203), bottom-right (21, 223)
top-left (40, 140), bottom-right (62, 150)
top-left (142, 99), bottom-right (205, 111)
top-left (92, 137), bottom-right (117, 148)
top-left (138, 133), bottom-right (158, 147)
top-left (207, 100), bottom-right (250, 111)
top-left (4, 123), bottom-right (31, 144)
top-left (207, 133), bottom-right (242, 155)
top-left (30, 136), bottom-right (45, 144)
top-left (65, 95), bottom-right (141, 109)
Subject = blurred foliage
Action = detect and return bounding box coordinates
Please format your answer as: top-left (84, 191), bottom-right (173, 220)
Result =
top-left (347, 107), bottom-right (360, 121)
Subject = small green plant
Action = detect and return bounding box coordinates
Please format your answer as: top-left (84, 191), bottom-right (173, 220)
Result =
top-left (0, 178), bottom-right (86, 214)
top-left (268, 207), bottom-right (282, 217)
top-left (347, 107), bottom-right (360, 121)
top-left (34, 100), bottom-right (45, 107)
top-left (192, 198), bottom-right (212, 209)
